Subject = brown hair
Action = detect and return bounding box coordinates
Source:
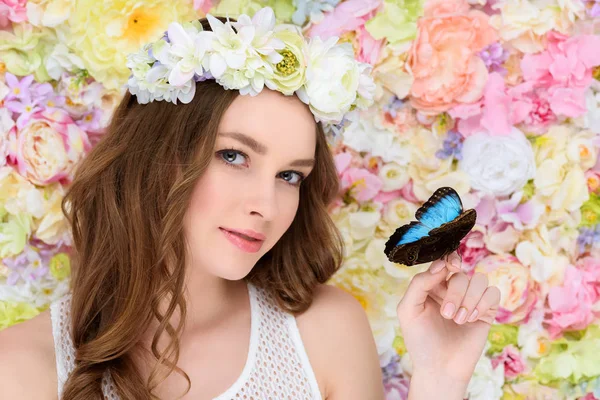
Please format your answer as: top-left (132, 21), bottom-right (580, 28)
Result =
top-left (59, 17), bottom-right (344, 400)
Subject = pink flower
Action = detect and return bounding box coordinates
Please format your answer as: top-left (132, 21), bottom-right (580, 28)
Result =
top-left (496, 192), bottom-right (544, 231)
top-left (335, 151), bottom-right (384, 202)
top-left (307, 0), bottom-right (381, 39)
top-left (193, 0), bottom-right (212, 14)
top-left (340, 167), bottom-right (383, 202)
top-left (0, 0), bottom-right (27, 28)
top-left (407, 0), bottom-right (498, 113)
top-left (521, 31), bottom-right (600, 89)
top-left (458, 230), bottom-right (490, 273)
top-left (7, 109), bottom-right (91, 185)
top-left (491, 345), bottom-right (527, 380)
top-left (475, 254), bottom-right (538, 324)
top-left (585, 170), bottom-right (600, 193)
top-left (546, 261), bottom-right (600, 339)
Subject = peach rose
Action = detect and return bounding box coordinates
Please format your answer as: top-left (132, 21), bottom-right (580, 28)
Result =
top-left (8, 109), bottom-right (91, 186)
top-left (475, 254), bottom-right (537, 324)
top-left (407, 0), bottom-right (498, 113)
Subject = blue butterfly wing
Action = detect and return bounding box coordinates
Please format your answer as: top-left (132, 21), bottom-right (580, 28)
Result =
top-left (395, 223), bottom-right (431, 245)
top-left (416, 189), bottom-right (463, 229)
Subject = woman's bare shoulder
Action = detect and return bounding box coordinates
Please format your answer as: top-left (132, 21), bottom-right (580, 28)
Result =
top-left (295, 284), bottom-right (385, 400)
top-left (0, 309), bottom-right (58, 399)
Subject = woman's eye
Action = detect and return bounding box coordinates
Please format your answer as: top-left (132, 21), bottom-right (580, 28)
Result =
top-left (220, 150), bottom-right (247, 165)
top-left (280, 171), bottom-right (304, 185)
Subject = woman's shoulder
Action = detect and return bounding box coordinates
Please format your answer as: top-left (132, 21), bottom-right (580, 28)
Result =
top-left (0, 308), bottom-right (59, 399)
top-left (294, 284), bottom-right (385, 400)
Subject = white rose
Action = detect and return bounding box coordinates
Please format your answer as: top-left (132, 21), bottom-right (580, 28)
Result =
top-left (348, 210), bottom-right (380, 241)
top-left (465, 356), bottom-right (505, 400)
top-left (0, 109), bottom-right (15, 168)
top-left (378, 162), bottom-right (409, 191)
top-left (296, 37), bottom-right (359, 123)
top-left (383, 197), bottom-right (418, 228)
top-left (342, 115), bottom-right (411, 164)
top-left (459, 128), bottom-right (535, 196)
top-left (45, 43), bottom-right (85, 80)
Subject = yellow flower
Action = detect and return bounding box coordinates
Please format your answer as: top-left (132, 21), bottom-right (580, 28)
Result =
top-left (49, 253), bottom-right (71, 280)
top-left (26, 0), bottom-right (72, 27)
top-left (66, 0), bottom-right (197, 89)
top-left (490, 0), bottom-right (582, 53)
top-left (0, 23), bottom-right (56, 82)
top-left (408, 126), bottom-right (471, 201)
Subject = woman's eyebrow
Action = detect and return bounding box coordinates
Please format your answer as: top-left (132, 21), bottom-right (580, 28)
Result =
top-left (219, 131), bottom-right (315, 167)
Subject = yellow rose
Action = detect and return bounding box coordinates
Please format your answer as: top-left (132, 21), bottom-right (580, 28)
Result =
top-left (475, 254), bottom-right (537, 324)
top-left (66, 0), bottom-right (197, 89)
top-left (515, 224), bottom-right (570, 289)
top-left (26, 0), bottom-right (71, 27)
top-left (271, 26), bottom-right (306, 96)
top-left (408, 127), bottom-right (471, 201)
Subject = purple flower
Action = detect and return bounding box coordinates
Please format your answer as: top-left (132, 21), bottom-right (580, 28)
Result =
top-left (383, 96), bottom-right (406, 118)
top-left (3, 74), bottom-right (54, 129)
top-left (381, 353), bottom-right (410, 400)
top-left (2, 244), bottom-right (50, 286)
top-left (479, 42), bottom-right (509, 73)
top-left (76, 108), bottom-right (103, 132)
top-left (436, 130), bottom-right (463, 160)
top-left (584, 0), bottom-right (600, 17)
top-left (578, 225), bottom-right (600, 254)
top-left (4, 73), bottom-right (34, 102)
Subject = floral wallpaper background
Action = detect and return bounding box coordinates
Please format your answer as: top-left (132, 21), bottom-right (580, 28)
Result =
top-left (1, 0), bottom-right (600, 399)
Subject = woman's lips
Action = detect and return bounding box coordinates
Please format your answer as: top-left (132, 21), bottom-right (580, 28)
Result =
top-left (219, 228), bottom-right (264, 253)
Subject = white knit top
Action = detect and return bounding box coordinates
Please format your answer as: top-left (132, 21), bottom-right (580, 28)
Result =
top-left (49, 282), bottom-right (322, 399)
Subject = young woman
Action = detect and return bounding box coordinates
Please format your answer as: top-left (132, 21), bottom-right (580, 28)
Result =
top-left (0, 8), bottom-right (500, 400)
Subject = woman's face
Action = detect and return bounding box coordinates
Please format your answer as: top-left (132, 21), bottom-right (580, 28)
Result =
top-left (183, 89), bottom-right (317, 281)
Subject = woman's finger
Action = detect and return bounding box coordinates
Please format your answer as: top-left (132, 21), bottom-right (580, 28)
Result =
top-left (440, 272), bottom-right (470, 320)
top-left (397, 266), bottom-right (450, 318)
top-left (466, 285), bottom-right (502, 324)
top-left (454, 272), bottom-right (488, 325)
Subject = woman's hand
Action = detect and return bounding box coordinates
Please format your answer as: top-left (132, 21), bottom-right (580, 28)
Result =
top-left (396, 251), bottom-right (501, 389)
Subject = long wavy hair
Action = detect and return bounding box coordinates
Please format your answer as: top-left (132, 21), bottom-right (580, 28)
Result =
top-left (59, 16), bottom-right (344, 400)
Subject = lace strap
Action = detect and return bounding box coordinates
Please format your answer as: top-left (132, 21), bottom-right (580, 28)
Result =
top-left (49, 293), bottom-right (77, 398)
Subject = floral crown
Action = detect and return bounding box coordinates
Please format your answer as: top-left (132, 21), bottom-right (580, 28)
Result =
top-left (124, 7), bottom-right (375, 125)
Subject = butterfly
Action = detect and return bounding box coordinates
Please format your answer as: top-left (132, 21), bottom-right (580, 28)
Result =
top-left (383, 187), bottom-right (477, 266)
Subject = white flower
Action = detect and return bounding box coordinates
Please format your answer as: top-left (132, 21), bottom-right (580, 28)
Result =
top-left (575, 87), bottom-right (600, 134)
top-left (0, 109), bottom-right (14, 168)
top-left (162, 21), bottom-right (213, 86)
top-left (518, 308), bottom-right (551, 359)
top-left (378, 162), bottom-right (410, 192)
top-left (296, 36), bottom-right (360, 123)
top-left (45, 43), bottom-right (85, 80)
top-left (459, 128), bottom-right (535, 196)
top-left (465, 355), bottom-right (505, 400)
top-left (207, 14), bottom-right (251, 77)
top-left (342, 115), bottom-right (411, 164)
top-left (355, 62), bottom-right (376, 110)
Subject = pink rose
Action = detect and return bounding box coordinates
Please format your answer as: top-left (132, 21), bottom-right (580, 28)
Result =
top-left (491, 345), bottom-right (527, 380)
top-left (585, 170), bottom-right (600, 194)
top-left (7, 109), bottom-right (91, 185)
top-left (475, 254), bottom-right (538, 324)
top-left (307, 0), bottom-right (382, 40)
top-left (521, 31), bottom-right (600, 89)
top-left (0, 0), bottom-right (27, 28)
top-left (407, 0), bottom-right (497, 113)
top-left (340, 167), bottom-right (383, 202)
top-left (458, 230), bottom-right (490, 273)
top-left (546, 261), bottom-right (600, 339)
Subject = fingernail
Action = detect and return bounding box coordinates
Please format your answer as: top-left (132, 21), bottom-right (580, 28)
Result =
top-left (455, 307), bottom-right (468, 324)
top-left (442, 302), bottom-right (455, 318)
top-left (430, 263), bottom-right (444, 274)
top-left (467, 309), bottom-right (479, 322)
